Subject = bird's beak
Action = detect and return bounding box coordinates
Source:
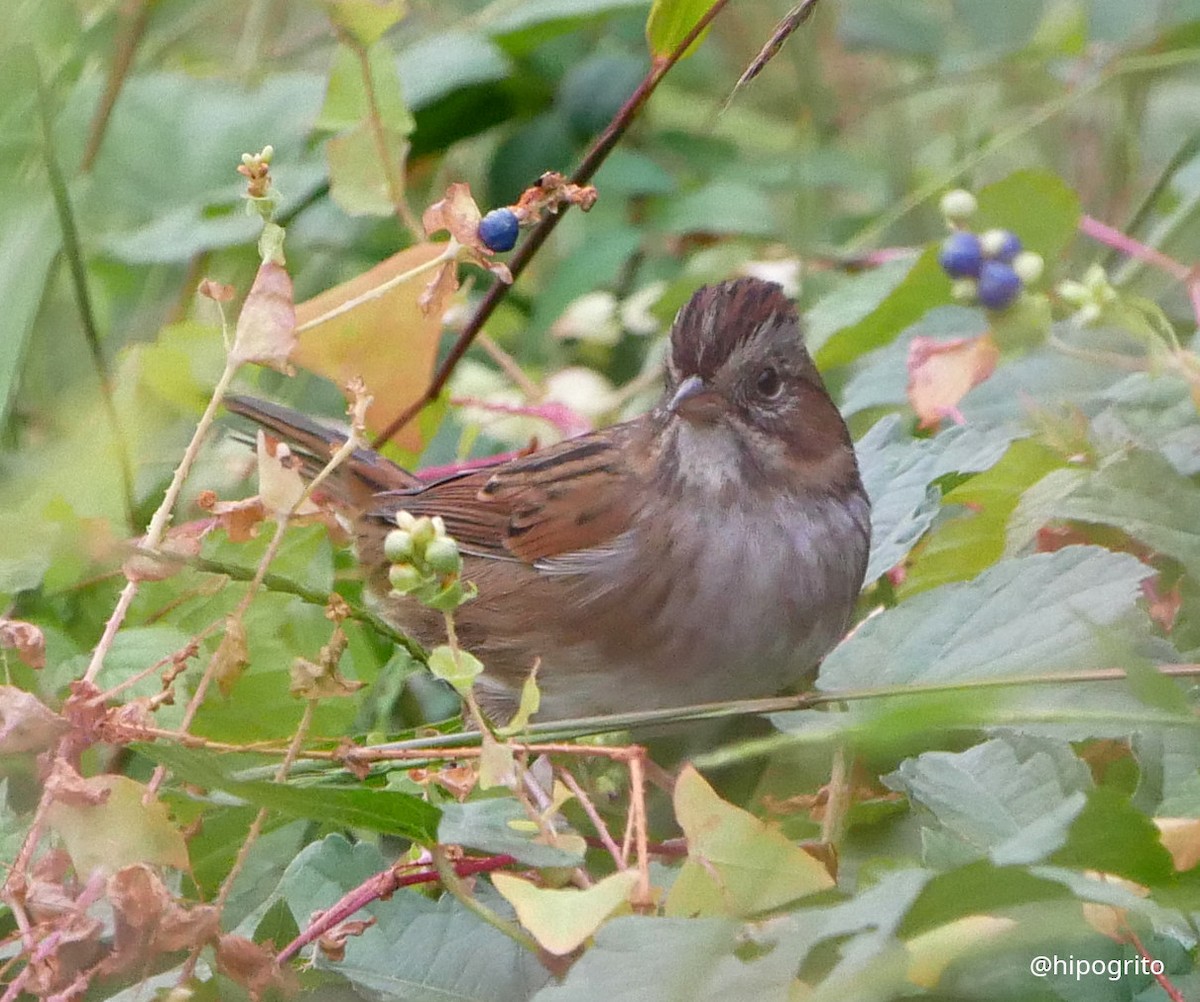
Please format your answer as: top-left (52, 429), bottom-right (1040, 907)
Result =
top-left (668, 375), bottom-right (722, 421)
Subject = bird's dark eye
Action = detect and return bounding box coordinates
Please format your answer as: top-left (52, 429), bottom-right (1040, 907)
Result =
top-left (756, 365), bottom-right (782, 398)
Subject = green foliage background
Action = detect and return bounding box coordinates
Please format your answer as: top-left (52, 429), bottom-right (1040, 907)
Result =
top-left (2, 1), bottom-right (1200, 999)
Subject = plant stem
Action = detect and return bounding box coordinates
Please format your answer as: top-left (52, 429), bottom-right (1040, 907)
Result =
top-left (431, 844), bottom-right (540, 954)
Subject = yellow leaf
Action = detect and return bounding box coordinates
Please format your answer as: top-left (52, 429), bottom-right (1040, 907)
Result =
top-left (906, 915), bottom-right (1016, 988)
top-left (292, 242), bottom-right (446, 453)
top-left (492, 870), bottom-right (638, 956)
top-left (1155, 818), bottom-right (1200, 872)
top-left (46, 774), bottom-right (188, 877)
top-left (666, 765), bottom-right (833, 918)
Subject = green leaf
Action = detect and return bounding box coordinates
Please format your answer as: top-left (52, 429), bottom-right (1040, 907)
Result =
top-left (322, 0), bottom-right (407, 48)
top-left (901, 439), bottom-right (1065, 595)
top-left (1008, 449), bottom-right (1200, 579)
top-left (439, 798), bottom-right (585, 868)
top-left (805, 256), bottom-right (916, 359)
top-left (532, 916), bottom-right (798, 1002)
top-left (277, 835), bottom-right (551, 1000)
top-left (1093, 371), bottom-right (1200, 476)
top-left (494, 870), bottom-right (637, 955)
top-left (0, 195), bottom-right (59, 426)
top-left (973, 169), bottom-right (1082, 265)
top-left (427, 645), bottom-right (483, 697)
top-left (814, 249), bottom-right (946, 369)
top-left (84, 72), bottom-right (327, 263)
top-left (856, 416), bottom-right (1019, 583)
top-left (646, 0), bottom-right (713, 59)
top-left (953, 0), bottom-right (1047, 53)
top-left (657, 180), bottom-right (778, 237)
top-left (137, 744), bottom-right (440, 843)
top-left (819, 546), bottom-right (1153, 690)
top-left (1050, 787), bottom-right (1175, 885)
top-left (317, 43), bottom-right (414, 134)
top-left (885, 735), bottom-right (1092, 866)
top-left (665, 766), bottom-right (833, 918)
top-left (397, 31), bottom-right (513, 110)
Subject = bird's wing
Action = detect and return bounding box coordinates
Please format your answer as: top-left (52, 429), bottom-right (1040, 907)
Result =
top-left (369, 424), bottom-right (648, 564)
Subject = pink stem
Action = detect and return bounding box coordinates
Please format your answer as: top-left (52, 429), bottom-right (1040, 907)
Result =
top-left (1079, 214), bottom-right (1191, 282)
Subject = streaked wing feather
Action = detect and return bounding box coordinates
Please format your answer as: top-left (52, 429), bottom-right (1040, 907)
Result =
top-left (369, 426), bottom-right (645, 565)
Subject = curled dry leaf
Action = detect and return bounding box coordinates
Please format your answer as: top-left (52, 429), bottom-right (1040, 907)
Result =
top-left (102, 864), bottom-right (220, 976)
top-left (197, 491), bottom-right (268, 543)
top-left (0, 685), bottom-right (67, 753)
top-left (906, 333), bottom-right (999, 429)
top-left (0, 617), bottom-right (46, 669)
top-left (214, 616), bottom-right (250, 698)
top-left (45, 769), bottom-right (189, 877)
top-left (420, 181), bottom-right (513, 316)
top-left (198, 277), bottom-right (236, 302)
top-left (231, 260), bottom-right (297, 374)
top-left (318, 917), bottom-right (377, 962)
top-left (217, 933), bottom-right (299, 999)
top-left (290, 656), bottom-right (365, 699)
top-left (512, 170), bottom-right (598, 221)
top-left (407, 762), bottom-right (478, 800)
top-left (422, 182), bottom-right (484, 248)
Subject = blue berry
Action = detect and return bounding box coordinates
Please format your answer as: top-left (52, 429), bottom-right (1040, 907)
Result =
top-left (938, 231), bottom-right (984, 278)
top-left (478, 208), bottom-right (519, 252)
top-left (976, 260), bottom-right (1022, 310)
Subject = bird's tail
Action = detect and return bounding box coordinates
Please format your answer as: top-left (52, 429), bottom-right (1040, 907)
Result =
top-left (224, 395), bottom-right (420, 509)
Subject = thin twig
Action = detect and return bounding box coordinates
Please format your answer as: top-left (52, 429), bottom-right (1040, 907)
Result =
top-left (557, 767), bottom-right (625, 870)
top-left (431, 844), bottom-right (540, 954)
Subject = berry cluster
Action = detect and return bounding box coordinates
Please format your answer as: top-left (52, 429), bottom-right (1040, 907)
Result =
top-left (383, 511), bottom-right (474, 611)
top-left (936, 190), bottom-right (1043, 311)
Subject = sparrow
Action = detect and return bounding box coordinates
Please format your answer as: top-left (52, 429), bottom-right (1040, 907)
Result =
top-left (226, 278), bottom-right (870, 723)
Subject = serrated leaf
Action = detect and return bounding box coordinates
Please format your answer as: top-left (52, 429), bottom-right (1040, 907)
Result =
top-left (819, 546), bottom-right (1153, 690)
top-left (493, 870), bottom-right (637, 955)
top-left (531, 915), bottom-right (797, 1002)
top-left (900, 439), bottom-right (1065, 596)
top-left (1008, 449), bottom-right (1200, 578)
top-left (136, 744), bottom-right (440, 843)
top-left (855, 416), bottom-right (1019, 583)
top-left (666, 765), bottom-right (833, 918)
top-left (885, 735), bottom-right (1092, 866)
